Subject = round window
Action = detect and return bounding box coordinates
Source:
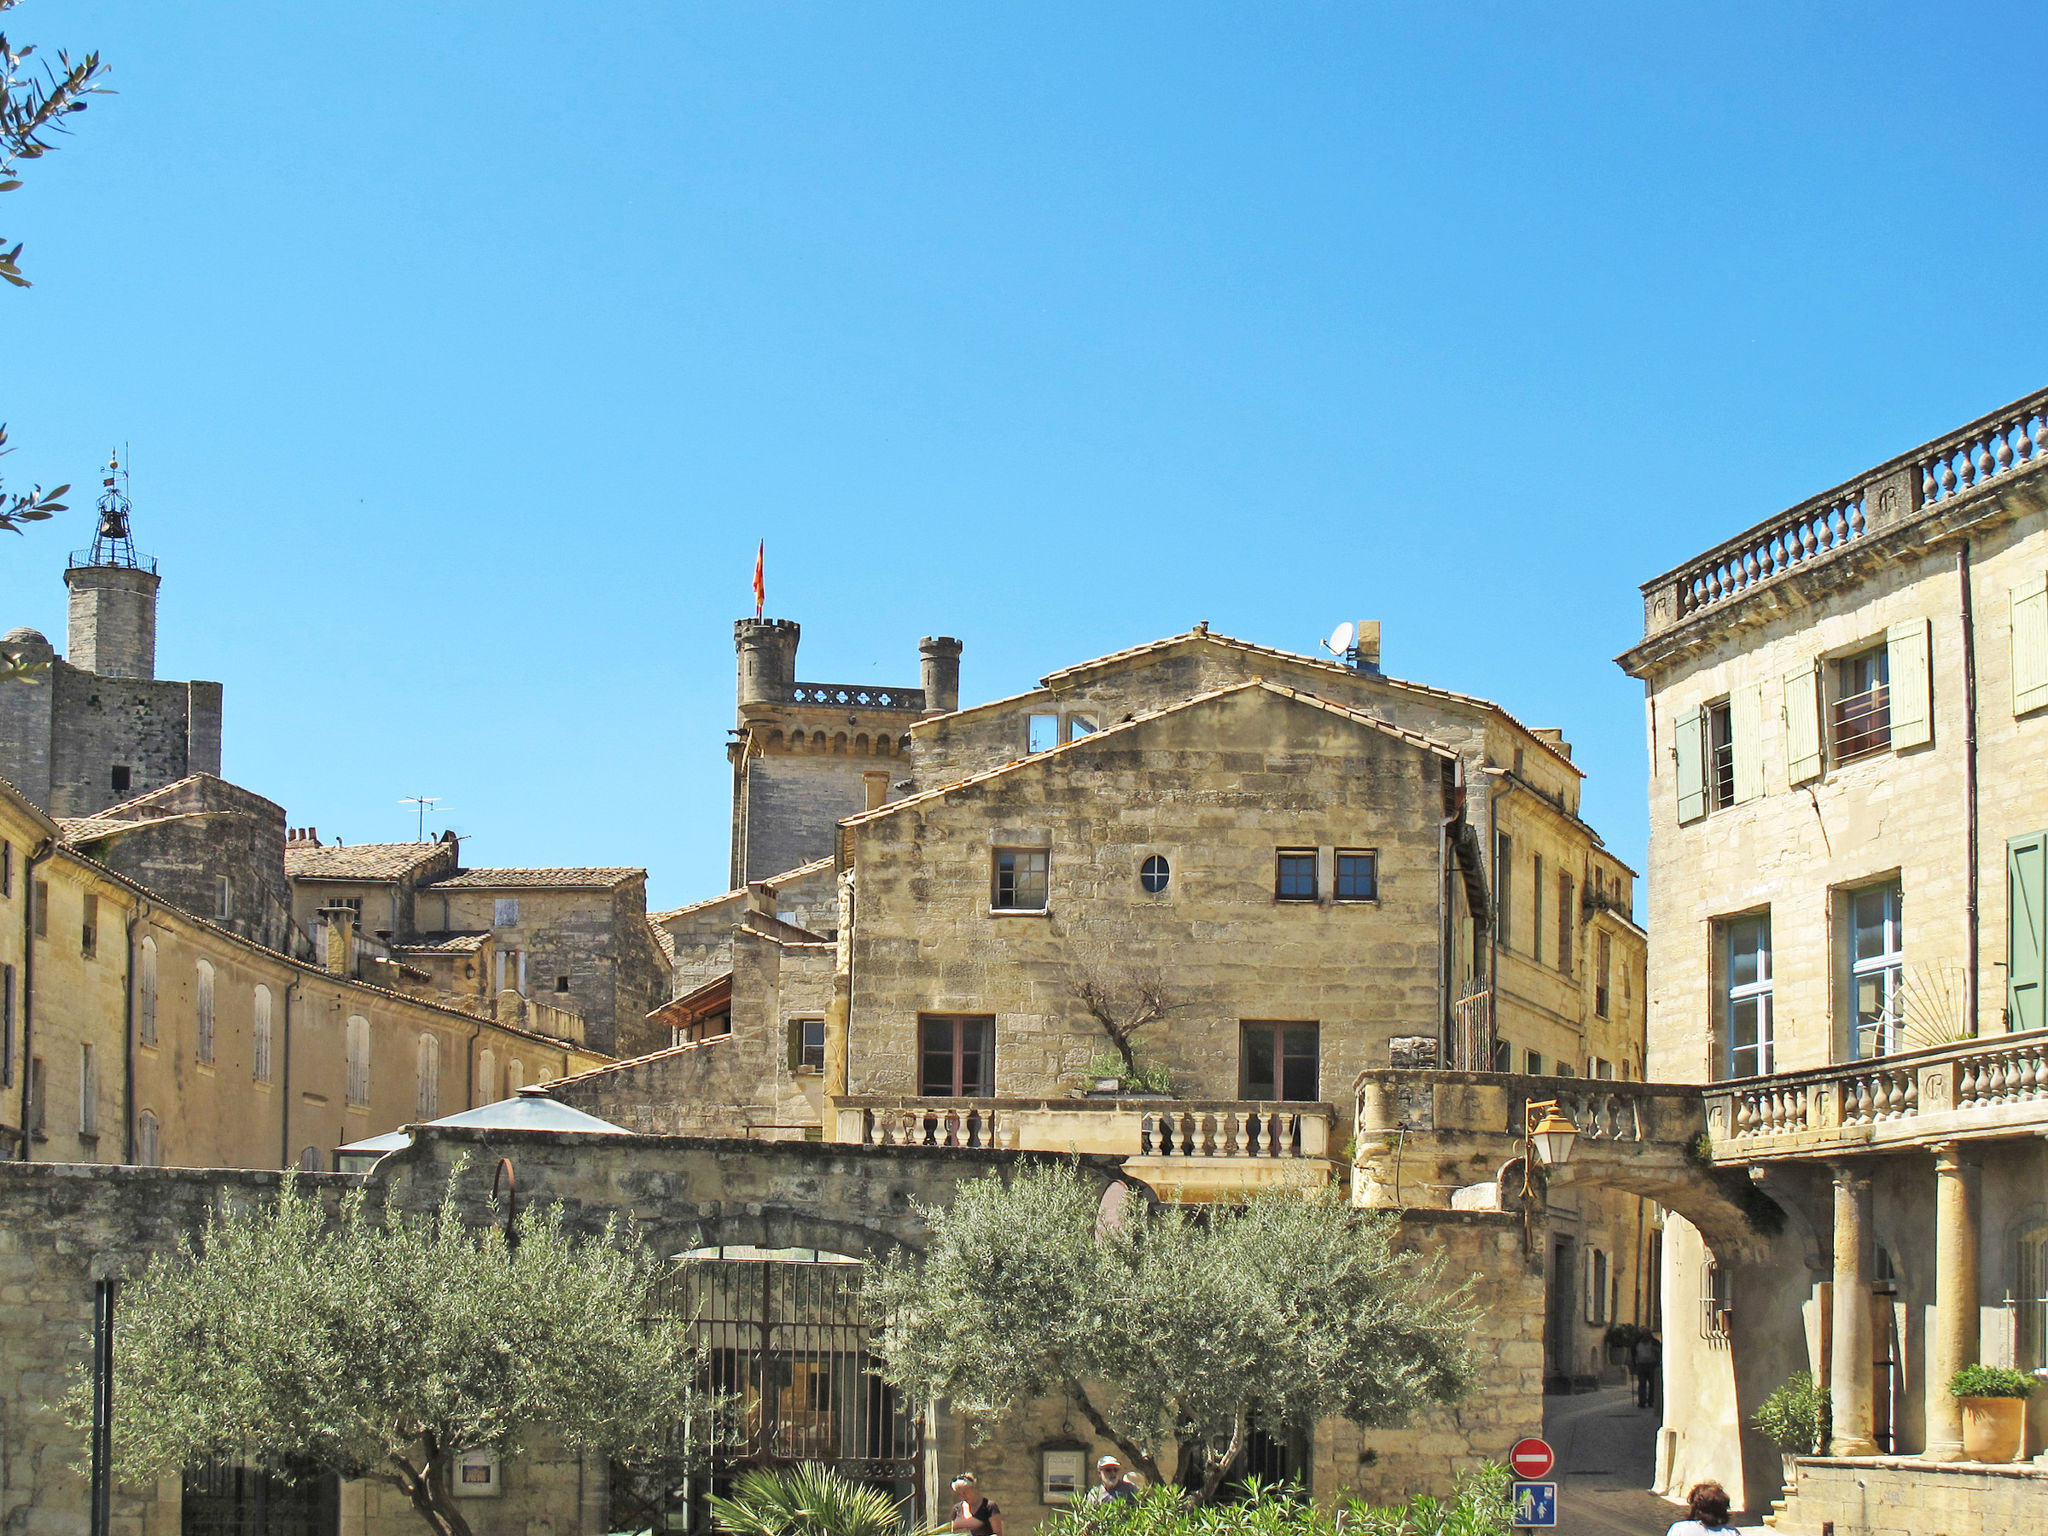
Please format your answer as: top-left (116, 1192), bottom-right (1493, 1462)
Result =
top-left (1140, 855), bottom-right (1170, 894)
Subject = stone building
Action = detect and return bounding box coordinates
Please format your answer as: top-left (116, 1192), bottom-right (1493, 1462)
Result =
top-left (0, 490), bottom-right (223, 819)
top-left (726, 619), bottom-right (961, 885)
top-left (0, 774), bottom-right (609, 1172)
top-left (1619, 385), bottom-right (2048, 1525)
top-left (286, 841), bottom-right (669, 1057)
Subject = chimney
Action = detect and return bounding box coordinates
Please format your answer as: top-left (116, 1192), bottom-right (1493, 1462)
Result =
top-left (1353, 621), bottom-right (1381, 675)
top-left (862, 769), bottom-right (890, 811)
top-left (320, 904), bottom-right (356, 977)
top-left (919, 636), bottom-right (962, 713)
top-left (1531, 727), bottom-right (1572, 761)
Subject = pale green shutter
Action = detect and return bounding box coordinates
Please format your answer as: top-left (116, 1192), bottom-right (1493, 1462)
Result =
top-left (1674, 705), bottom-right (1707, 824)
top-left (1887, 617), bottom-right (1932, 750)
top-left (2010, 833), bottom-right (2048, 1035)
top-left (1784, 664), bottom-right (1823, 785)
top-left (1731, 682), bottom-right (1765, 804)
top-left (787, 1018), bottom-right (804, 1070)
top-left (2013, 575), bottom-right (2048, 715)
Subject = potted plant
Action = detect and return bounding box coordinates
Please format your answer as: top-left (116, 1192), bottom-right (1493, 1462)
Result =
top-left (1949, 1365), bottom-right (2036, 1462)
top-left (1753, 1372), bottom-right (1829, 1483)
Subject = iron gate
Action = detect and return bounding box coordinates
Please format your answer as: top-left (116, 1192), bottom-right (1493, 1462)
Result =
top-left (614, 1254), bottom-right (920, 1532)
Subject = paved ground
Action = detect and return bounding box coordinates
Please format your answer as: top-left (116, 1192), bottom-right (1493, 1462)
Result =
top-left (1541, 1386), bottom-right (1769, 1535)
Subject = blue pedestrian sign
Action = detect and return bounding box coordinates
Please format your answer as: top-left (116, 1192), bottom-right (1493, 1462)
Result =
top-left (1511, 1481), bottom-right (1557, 1527)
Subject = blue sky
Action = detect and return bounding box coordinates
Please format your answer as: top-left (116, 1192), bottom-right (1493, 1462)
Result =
top-left (4, 2), bottom-right (2044, 908)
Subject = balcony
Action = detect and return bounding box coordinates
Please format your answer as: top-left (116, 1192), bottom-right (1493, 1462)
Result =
top-left (830, 1096), bottom-right (1337, 1198)
top-left (1700, 1029), bottom-right (2048, 1163)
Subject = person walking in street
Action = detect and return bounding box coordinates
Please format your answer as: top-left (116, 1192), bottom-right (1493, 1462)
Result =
top-left (1631, 1330), bottom-right (1663, 1410)
top-left (1084, 1455), bottom-right (1140, 1511)
top-left (1664, 1481), bottom-right (1733, 1534)
top-left (949, 1473), bottom-right (1004, 1535)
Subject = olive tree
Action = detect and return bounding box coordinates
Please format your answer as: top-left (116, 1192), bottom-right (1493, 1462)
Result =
top-left (84, 1173), bottom-right (708, 1536)
top-left (864, 1164), bottom-right (1474, 1503)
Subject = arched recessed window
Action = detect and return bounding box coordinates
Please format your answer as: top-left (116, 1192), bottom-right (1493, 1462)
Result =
top-left (505, 1058), bottom-right (524, 1093)
top-left (538, 1067), bottom-right (554, 1085)
top-left (136, 1109), bottom-right (159, 1167)
top-left (252, 985), bottom-right (273, 1083)
top-left (194, 960), bottom-right (215, 1064)
top-left (346, 1016), bottom-right (371, 1106)
top-left (137, 937), bottom-right (158, 1047)
top-left (416, 1032), bottom-right (441, 1120)
top-left (298, 1145), bottom-right (323, 1173)
top-left (1140, 855), bottom-right (1171, 895)
top-left (478, 1047), bottom-right (497, 1104)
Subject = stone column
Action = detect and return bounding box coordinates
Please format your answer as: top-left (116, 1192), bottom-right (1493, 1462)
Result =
top-left (1924, 1142), bottom-right (1980, 1461)
top-left (1829, 1163), bottom-right (1879, 1456)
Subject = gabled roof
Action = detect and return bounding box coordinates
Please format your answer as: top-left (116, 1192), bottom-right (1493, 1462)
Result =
top-left (394, 931), bottom-right (490, 955)
top-left (287, 842), bottom-right (454, 881)
top-left (952, 627), bottom-right (1585, 778)
top-left (424, 867), bottom-right (642, 890)
top-left (653, 857), bottom-right (839, 927)
top-left (842, 680), bottom-right (1458, 831)
top-left (59, 811), bottom-right (204, 844)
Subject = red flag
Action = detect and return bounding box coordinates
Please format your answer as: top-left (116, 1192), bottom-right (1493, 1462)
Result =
top-left (752, 541), bottom-right (765, 618)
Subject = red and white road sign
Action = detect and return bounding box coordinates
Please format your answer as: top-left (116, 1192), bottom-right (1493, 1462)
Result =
top-left (1508, 1438), bottom-right (1556, 1480)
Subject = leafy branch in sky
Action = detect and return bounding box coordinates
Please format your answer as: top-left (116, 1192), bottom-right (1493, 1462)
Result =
top-left (1, 0), bottom-right (110, 288)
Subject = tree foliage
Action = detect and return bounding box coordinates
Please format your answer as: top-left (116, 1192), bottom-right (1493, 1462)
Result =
top-left (864, 1165), bottom-right (1474, 1504)
top-left (1, 0), bottom-right (109, 289)
top-left (83, 1171), bottom-right (709, 1536)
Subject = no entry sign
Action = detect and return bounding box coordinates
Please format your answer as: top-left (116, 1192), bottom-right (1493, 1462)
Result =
top-left (1508, 1438), bottom-right (1555, 1480)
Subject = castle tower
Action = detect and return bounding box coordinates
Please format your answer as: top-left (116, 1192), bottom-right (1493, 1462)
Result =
top-left (63, 453), bottom-right (159, 679)
top-left (727, 619), bottom-right (963, 887)
top-left (0, 453), bottom-right (223, 817)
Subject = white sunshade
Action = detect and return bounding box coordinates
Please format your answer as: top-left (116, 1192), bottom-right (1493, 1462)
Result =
top-left (335, 1087), bottom-right (632, 1162)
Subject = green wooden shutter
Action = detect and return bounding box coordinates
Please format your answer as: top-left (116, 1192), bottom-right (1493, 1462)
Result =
top-left (787, 1018), bottom-right (804, 1070)
top-left (2013, 575), bottom-right (2048, 715)
top-left (1887, 617), bottom-right (1932, 750)
top-left (2010, 833), bottom-right (2047, 1035)
top-left (1731, 682), bottom-right (1765, 804)
top-left (1674, 705), bottom-right (1707, 823)
top-left (1784, 663), bottom-right (1824, 785)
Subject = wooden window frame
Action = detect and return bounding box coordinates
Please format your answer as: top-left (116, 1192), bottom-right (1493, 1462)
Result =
top-left (1239, 1020), bottom-right (1320, 1102)
top-left (1334, 850), bottom-right (1378, 902)
top-left (919, 1014), bottom-right (994, 1097)
top-left (1275, 849), bottom-right (1318, 903)
top-left (992, 848), bottom-right (1050, 912)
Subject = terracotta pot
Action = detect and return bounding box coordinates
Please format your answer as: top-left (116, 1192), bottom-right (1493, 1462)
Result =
top-left (1961, 1396), bottom-right (2028, 1463)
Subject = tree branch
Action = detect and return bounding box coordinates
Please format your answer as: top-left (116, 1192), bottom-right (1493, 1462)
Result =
top-left (1063, 1380), bottom-right (1164, 1489)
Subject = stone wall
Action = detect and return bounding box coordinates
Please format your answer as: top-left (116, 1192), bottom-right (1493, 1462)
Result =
top-left (5, 665), bottom-right (223, 821)
top-left (1777, 1457), bottom-right (2048, 1535)
top-left (656, 860), bottom-right (837, 1003)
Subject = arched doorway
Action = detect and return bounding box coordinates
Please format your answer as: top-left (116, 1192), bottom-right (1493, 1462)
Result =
top-left (609, 1246), bottom-right (921, 1534)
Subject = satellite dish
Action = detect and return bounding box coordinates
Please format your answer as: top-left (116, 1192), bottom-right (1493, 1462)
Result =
top-left (1322, 621), bottom-right (1357, 658)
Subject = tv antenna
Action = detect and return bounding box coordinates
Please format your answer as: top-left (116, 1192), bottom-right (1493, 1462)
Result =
top-left (1319, 621), bottom-right (1358, 668)
top-left (399, 795), bottom-right (444, 842)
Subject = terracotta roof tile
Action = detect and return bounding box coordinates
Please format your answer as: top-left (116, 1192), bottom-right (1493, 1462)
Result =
top-left (286, 843), bottom-right (455, 880)
top-left (425, 867), bottom-right (642, 890)
top-left (394, 931), bottom-right (490, 955)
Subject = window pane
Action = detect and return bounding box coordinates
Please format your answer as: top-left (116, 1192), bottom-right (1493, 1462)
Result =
top-left (960, 1018), bottom-right (993, 1096)
top-left (920, 1017), bottom-right (954, 1096)
top-left (995, 849), bottom-right (1049, 909)
top-left (1067, 715), bottom-right (1098, 739)
top-left (1140, 855), bottom-right (1170, 894)
top-left (1242, 1027), bottom-right (1277, 1099)
top-left (1028, 714), bottom-right (1059, 753)
top-left (1853, 890), bottom-right (1891, 960)
top-left (1281, 1026), bottom-right (1319, 1101)
top-left (1277, 852), bottom-right (1316, 899)
top-left (1336, 853), bottom-right (1376, 900)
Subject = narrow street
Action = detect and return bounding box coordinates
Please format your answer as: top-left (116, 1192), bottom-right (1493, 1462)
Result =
top-left (1540, 1387), bottom-right (1766, 1535)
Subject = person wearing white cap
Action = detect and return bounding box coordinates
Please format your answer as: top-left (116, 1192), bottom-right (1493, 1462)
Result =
top-left (1084, 1455), bottom-right (1139, 1508)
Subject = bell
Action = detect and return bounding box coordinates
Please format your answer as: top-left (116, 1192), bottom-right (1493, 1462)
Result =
top-left (97, 510), bottom-right (128, 541)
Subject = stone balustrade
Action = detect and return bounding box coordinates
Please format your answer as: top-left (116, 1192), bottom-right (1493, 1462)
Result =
top-left (830, 1097), bottom-right (1337, 1195)
top-left (1639, 385), bottom-right (2048, 637)
top-left (787, 683), bottom-right (926, 710)
top-left (1701, 1029), bottom-right (2048, 1162)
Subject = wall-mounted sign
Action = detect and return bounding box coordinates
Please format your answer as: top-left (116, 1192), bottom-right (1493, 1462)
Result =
top-left (452, 1450), bottom-right (501, 1498)
top-left (1040, 1448), bottom-right (1086, 1505)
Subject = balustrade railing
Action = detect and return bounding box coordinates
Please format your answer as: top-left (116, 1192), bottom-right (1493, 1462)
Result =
top-left (841, 1097), bottom-right (1334, 1162)
top-left (789, 683), bottom-right (925, 711)
top-left (1706, 1029), bottom-right (2048, 1154)
top-left (1644, 386), bottom-right (2048, 634)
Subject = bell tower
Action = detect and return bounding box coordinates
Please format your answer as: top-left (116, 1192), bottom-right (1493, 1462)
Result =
top-left (63, 451), bottom-right (160, 680)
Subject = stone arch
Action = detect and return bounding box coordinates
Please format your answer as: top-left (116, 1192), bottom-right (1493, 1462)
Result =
top-left (875, 735), bottom-right (892, 757)
top-left (855, 733), bottom-right (869, 755)
top-left (812, 731), bottom-right (827, 752)
top-left (898, 734), bottom-right (911, 752)
top-left (832, 732), bottom-right (848, 754)
top-left (767, 728), bottom-right (784, 752)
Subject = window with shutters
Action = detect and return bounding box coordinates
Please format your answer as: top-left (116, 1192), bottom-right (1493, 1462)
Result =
top-left (1721, 913), bottom-right (1774, 1078)
top-left (1707, 699), bottom-right (1735, 810)
top-left (1526, 1048), bottom-right (1545, 1076)
top-left (78, 1043), bottom-right (97, 1137)
top-left (252, 985), bottom-right (273, 1083)
top-left (417, 1033), bottom-right (440, 1119)
top-left (137, 1109), bottom-right (159, 1167)
top-left (2008, 833), bottom-right (2048, 1033)
top-left (195, 960), bottom-right (215, 1065)
top-left (1585, 1249), bottom-right (1609, 1325)
top-left (1680, 688), bottom-right (1763, 819)
top-left (505, 1057), bottom-right (523, 1093)
top-left (1845, 881), bottom-right (1905, 1059)
top-left (1832, 646), bottom-right (1892, 762)
top-left (478, 1047), bottom-right (497, 1103)
top-left (1531, 855), bottom-right (1544, 963)
top-left (1784, 663), bottom-right (1825, 786)
top-left (1596, 931), bottom-right (1612, 1018)
top-left (1495, 833), bottom-right (1513, 946)
top-left (0, 963), bottom-right (12, 1087)
top-left (1556, 872), bottom-right (1573, 975)
top-left (2013, 575), bottom-right (2048, 715)
top-left (137, 938), bottom-right (157, 1046)
top-left (346, 1016), bottom-right (371, 1105)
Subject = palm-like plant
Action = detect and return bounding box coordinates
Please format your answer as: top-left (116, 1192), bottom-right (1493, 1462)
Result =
top-left (709, 1462), bottom-right (909, 1536)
